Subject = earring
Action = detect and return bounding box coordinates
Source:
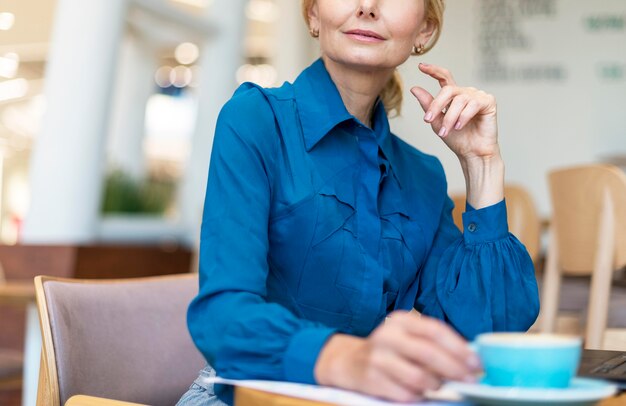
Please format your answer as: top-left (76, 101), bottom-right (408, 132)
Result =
top-left (309, 28), bottom-right (319, 38)
top-left (413, 43), bottom-right (424, 55)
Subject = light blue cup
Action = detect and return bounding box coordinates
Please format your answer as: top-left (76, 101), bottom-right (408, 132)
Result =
top-left (472, 333), bottom-right (582, 388)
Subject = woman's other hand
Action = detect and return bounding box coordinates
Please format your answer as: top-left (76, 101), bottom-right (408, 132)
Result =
top-left (314, 311), bottom-right (481, 402)
top-left (410, 64), bottom-right (504, 209)
top-left (410, 63), bottom-right (499, 163)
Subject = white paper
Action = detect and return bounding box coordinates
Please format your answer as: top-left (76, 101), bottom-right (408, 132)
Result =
top-left (201, 376), bottom-right (469, 405)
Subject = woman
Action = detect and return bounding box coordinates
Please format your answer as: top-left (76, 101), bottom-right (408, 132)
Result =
top-left (179, 0), bottom-right (539, 404)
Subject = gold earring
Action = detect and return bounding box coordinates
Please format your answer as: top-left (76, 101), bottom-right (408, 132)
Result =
top-left (413, 44), bottom-right (424, 55)
top-left (309, 28), bottom-right (319, 38)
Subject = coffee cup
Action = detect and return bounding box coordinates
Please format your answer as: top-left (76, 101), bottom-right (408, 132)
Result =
top-left (472, 332), bottom-right (582, 388)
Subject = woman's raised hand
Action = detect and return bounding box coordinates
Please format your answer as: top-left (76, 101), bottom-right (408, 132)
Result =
top-left (314, 311), bottom-right (481, 402)
top-left (410, 63), bottom-right (500, 163)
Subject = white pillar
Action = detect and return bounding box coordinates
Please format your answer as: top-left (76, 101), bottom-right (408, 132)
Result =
top-left (106, 32), bottom-right (156, 180)
top-left (21, 304), bottom-right (42, 406)
top-left (178, 0), bottom-right (248, 246)
top-left (273, 0), bottom-right (314, 84)
top-left (22, 0), bottom-right (128, 243)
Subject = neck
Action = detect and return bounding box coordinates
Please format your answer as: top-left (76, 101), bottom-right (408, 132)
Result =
top-left (322, 56), bottom-right (393, 128)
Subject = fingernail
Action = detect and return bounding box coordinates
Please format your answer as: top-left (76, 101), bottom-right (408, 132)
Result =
top-left (421, 63), bottom-right (430, 67)
top-left (424, 111), bottom-right (433, 122)
top-left (454, 121), bottom-right (461, 130)
top-left (438, 126), bottom-right (446, 137)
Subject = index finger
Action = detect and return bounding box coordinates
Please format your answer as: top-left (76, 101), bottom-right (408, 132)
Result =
top-left (400, 315), bottom-right (480, 370)
top-left (418, 63), bottom-right (457, 87)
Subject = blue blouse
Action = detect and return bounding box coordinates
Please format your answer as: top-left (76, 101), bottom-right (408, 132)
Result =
top-left (188, 58), bottom-right (539, 393)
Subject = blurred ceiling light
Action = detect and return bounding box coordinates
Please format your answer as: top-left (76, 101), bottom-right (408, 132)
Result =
top-left (155, 66), bottom-right (173, 88)
top-left (0, 52), bottom-right (19, 78)
top-left (236, 63), bottom-right (277, 88)
top-left (171, 65), bottom-right (193, 88)
top-left (169, 0), bottom-right (211, 8)
top-left (246, 0), bottom-right (278, 23)
top-left (0, 12), bottom-right (15, 31)
top-left (175, 42), bottom-right (199, 65)
top-left (0, 78), bottom-right (28, 102)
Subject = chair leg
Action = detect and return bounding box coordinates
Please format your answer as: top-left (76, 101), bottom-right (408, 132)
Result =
top-left (540, 227), bottom-right (561, 333)
top-left (585, 190), bottom-right (615, 350)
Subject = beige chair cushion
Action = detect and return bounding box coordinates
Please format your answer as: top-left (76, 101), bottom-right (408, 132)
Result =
top-left (44, 276), bottom-right (205, 406)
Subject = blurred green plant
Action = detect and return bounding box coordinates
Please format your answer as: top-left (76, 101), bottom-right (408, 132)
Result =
top-left (101, 169), bottom-right (176, 215)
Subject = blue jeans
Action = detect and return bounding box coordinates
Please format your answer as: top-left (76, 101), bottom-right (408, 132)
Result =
top-left (177, 365), bottom-right (229, 406)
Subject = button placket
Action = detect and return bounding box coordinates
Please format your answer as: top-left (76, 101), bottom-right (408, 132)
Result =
top-left (353, 128), bottom-right (384, 332)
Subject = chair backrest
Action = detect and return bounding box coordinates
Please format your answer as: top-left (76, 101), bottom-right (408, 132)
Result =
top-left (35, 273), bottom-right (205, 406)
top-left (450, 184), bottom-right (542, 263)
top-left (549, 164), bottom-right (626, 274)
top-left (450, 194), bottom-right (466, 234)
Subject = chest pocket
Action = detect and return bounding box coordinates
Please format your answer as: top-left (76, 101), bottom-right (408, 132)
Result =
top-left (269, 172), bottom-right (358, 331)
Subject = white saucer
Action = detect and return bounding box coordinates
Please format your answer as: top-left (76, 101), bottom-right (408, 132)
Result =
top-left (445, 377), bottom-right (617, 406)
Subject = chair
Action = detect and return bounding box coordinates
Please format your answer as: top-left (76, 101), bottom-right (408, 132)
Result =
top-left (450, 184), bottom-right (542, 264)
top-left (35, 273), bottom-right (205, 406)
top-left (540, 164), bottom-right (626, 350)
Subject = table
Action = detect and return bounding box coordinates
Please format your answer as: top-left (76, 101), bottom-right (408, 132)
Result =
top-left (234, 386), bottom-right (626, 406)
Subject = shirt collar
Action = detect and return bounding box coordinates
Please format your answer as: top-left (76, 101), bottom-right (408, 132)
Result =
top-left (293, 58), bottom-right (353, 151)
top-left (293, 58), bottom-right (400, 186)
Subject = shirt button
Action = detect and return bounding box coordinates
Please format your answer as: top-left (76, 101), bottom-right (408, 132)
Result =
top-left (467, 223), bottom-right (477, 232)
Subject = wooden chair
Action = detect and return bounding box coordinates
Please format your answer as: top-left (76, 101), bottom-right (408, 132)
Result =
top-left (540, 164), bottom-right (626, 350)
top-left (450, 184), bottom-right (542, 264)
top-left (35, 273), bottom-right (205, 406)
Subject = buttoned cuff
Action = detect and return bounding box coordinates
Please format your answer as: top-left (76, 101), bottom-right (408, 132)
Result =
top-left (462, 199), bottom-right (509, 244)
top-left (284, 327), bottom-right (337, 384)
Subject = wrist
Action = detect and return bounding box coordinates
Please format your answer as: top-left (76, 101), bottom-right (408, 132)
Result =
top-left (460, 153), bottom-right (505, 209)
top-left (314, 334), bottom-right (364, 387)
top-left (458, 146), bottom-right (503, 170)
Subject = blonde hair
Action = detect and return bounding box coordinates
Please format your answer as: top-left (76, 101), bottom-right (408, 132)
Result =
top-left (301, 0), bottom-right (445, 117)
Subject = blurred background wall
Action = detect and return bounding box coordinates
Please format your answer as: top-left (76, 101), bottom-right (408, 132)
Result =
top-left (0, 0), bottom-right (623, 248)
top-left (396, 0), bottom-right (626, 216)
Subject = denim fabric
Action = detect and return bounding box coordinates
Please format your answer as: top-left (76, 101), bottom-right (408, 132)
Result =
top-left (176, 365), bottom-right (229, 406)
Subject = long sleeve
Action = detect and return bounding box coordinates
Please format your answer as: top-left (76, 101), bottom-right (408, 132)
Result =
top-left (415, 198), bottom-right (540, 340)
top-left (187, 89), bottom-right (336, 386)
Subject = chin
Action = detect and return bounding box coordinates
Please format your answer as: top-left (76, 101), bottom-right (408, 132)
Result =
top-left (327, 48), bottom-right (408, 72)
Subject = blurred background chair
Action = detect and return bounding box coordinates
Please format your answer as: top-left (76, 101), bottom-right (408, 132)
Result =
top-left (35, 273), bottom-right (205, 406)
top-left (540, 164), bottom-right (626, 350)
top-left (450, 184), bottom-right (542, 265)
top-left (0, 244), bottom-right (193, 406)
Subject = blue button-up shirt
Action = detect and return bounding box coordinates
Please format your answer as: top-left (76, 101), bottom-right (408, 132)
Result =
top-left (188, 59), bottom-right (539, 394)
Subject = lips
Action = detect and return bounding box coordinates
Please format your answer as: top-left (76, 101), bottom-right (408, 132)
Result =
top-left (345, 29), bottom-right (385, 40)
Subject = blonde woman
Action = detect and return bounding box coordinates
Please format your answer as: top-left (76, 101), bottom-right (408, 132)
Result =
top-left (178, 0), bottom-right (539, 404)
